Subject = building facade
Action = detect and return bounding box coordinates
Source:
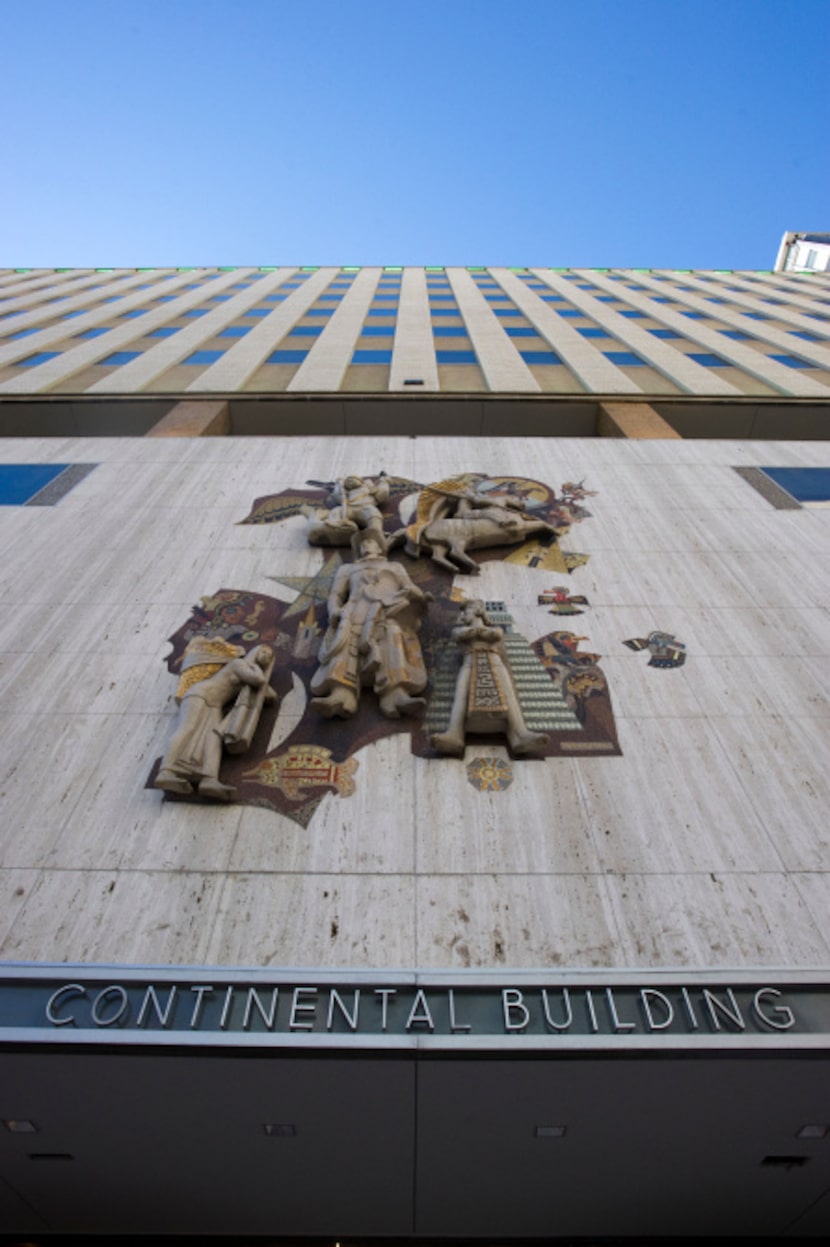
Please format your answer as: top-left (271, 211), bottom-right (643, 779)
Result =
top-left (775, 232), bottom-right (830, 275)
top-left (0, 265), bottom-right (829, 1240)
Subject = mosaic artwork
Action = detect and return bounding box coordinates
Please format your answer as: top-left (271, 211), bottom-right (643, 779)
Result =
top-left (466, 756), bottom-right (514, 793)
top-left (623, 631), bottom-right (687, 669)
top-left (151, 472), bottom-right (620, 826)
top-left (538, 586), bottom-right (590, 615)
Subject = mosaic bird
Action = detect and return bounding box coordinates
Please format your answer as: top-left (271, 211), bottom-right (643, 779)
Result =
top-left (623, 630), bottom-right (687, 668)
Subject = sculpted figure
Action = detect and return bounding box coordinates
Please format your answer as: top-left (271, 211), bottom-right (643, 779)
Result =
top-left (156, 638), bottom-right (277, 802)
top-left (311, 531), bottom-right (430, 719)
top-left (397, 484), bottom-right (557, 574)
top-left (432, 600), bottom-right (549, 756)
top-left (302, 473), bottom-right (390, 547)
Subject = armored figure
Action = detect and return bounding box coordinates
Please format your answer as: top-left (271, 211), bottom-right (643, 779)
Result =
top-left (311, 532), bottom-right (430, 719)
top-left (156, 638), bottom-right (276, 802)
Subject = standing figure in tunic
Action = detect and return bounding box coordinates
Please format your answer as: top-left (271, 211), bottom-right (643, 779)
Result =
top-left (432, 599), bottom-right (548, 756)
top-left (156, 639), bottom-right (277, 802)
top-left (311, 531), bottom-right (430, 719)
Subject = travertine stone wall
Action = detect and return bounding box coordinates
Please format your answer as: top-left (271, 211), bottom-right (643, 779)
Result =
top-left (0, 435), bottom-right (827, 972)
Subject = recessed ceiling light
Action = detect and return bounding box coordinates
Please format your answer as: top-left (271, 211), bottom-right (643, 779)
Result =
top-left (3, 1120), bottom-right (37, 1133)
top-left (534, 1125), bottom-right (567, 1138)
top-left (263, 1123), bottom-right (296, 1137)
top-left (796, 1124), bottom-right (829, 1140)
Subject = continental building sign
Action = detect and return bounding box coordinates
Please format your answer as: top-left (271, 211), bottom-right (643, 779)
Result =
top-left (2, 972), bottom-right (830, 1048)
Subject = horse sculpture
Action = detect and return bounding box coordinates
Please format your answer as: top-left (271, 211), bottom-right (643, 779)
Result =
top-left (394, 489), bottom-right (559, 574)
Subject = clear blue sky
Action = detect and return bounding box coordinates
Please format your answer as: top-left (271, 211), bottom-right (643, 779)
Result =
top-left (2, 0), bottom-right (828, 269)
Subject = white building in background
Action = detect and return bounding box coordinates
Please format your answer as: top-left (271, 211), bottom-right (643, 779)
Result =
top-left (775, 231), bottom-right (830, 274)
top-left (0, 263), bottom-right (828, 1241)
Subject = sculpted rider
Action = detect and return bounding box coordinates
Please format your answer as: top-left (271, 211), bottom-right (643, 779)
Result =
top-left (302, 473), bottom-right (390, 547)
top-left (311, 531), bottom-right (431, 719)
top-left (156, 639), bottom-right (277, 802)
top-left (432, 599), bottom-right (549, 756)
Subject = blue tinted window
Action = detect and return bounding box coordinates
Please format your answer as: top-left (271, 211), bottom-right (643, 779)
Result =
top-left (505, 327), bottom-right (539, 337)
top-left (265, 350), bottom-right (308, 364)
top-left (769, 354), bottom-right (814, 369)
top-left (619, 310), bottom-right (646, 318)
top-left (556, 309), bottom-right (583, 318)
top-left (745, 312), bottom-right (769, 320)
top-left (681, 311), bottom-right (706, 319)
top-left (75, 328), bottom-right (109, 339)
top-left (579, 327), bottom-right (612, 338)
top-left (373, 296), bottom-right (398, 303)
top-left (263, 294), bottom-right (285, 302)
top-left (596, 296), bottom-right (618, 303)
top-left (648, 328), bottom-right (683, 339)
top-left (218, 327), bottom-right (250, 337)
top-left (210, 295), bottom-right (231, 302)
top-left (541, 295), bottom-right (564, 303)
top-left (430, 295), bottom-right (455, 302)
top-left (5, 328), bottom-right (38, 340)
top-left (436, 350), bottom-right (477, 364)
top-left (485, 295), bottom-right (509, 303)
top-left (361, 327), bottom-right (394, 337)
top-left (367, 309), bottom-right (396, 317)
top-left (155, 296), bottom-right (176, 302)
top-left (652, 297), bottom-right (675, 303)
top-left (688, 353), bottom-right (731, 367)
top-left (761, 467), bottom-right (830, 502)
top-left (183, 309), bottom-right (208, 318)
top-left (306, 309), bottom-right (333, 317)
top-left (434, 326), bottom-right (469, 337)
top-left (494, 309), bottom-right (521, 317)
top-left (604, 351), bottom-right (646, 366)
top-left (121, 309), bottom-right (148, 319)
top-left (16, 352), bottom-right (60, 366)
top-left (319, 295), bottom-right (343, 302)
top-left (148, 327), bottom-right (179, 338)
top-left (242, 309), bottom-right (270, 317)
top-left (0, 464), bottom-right (68, 505)
top-left (791, 331), bottom-right (824, 342)
top-left (520, 351), bottom-right (562, 365)
top-left (291, 326), bottom-right (323, 336)
top-left (720, 330), bottom-right (754, 341)
top-left (182, 350), bottom-right (223, 365)
top-left (431, 307), bottom-right (459, 315)
top-left (99, 351), bottom-right (142, 365)
top-left (352, 350), bottom-right (392, 364)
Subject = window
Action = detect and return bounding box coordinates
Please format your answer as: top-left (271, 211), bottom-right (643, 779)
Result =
top-left (16, 352), bottom-right (60, 366)
top-left (218, 327), bottom-right (250, 337)
top-left (648, 328), bottom-right (682, 339)
top-left (436, 350), bottom-right (476, 364)
top-left (579, 327), bottom-right (612, 338)
top-left (182, 350), bottom-right (223, 365)
top-left (604, 351), bottom-right (646, 366)
top-left (494, 309), bottom-right (522, 317)
top-left (769, 354), bottom-right (814, 369)
top-left (556, 309), bottom-right (583, 318)
top-left (430, 295), bottom-right (455, 302)
top-left (720, 330), bottom-right (754, 341)
top-left (687, 353), bottom-right (731, 367)
top-left (98, 351), bottom-right (142, 365)
top-left (5, 328), bottom-right (38, 340)
top-left (619, 310), bottom-right (646, 318)
top-left (290, 326), bottom-right (323, 336)
top-left (505, 327), bottom-right (539, 337)
top-left (367, 309), bottom-right (396, 317)
top-left (148, 327), bottom-right (179, 338)
top-left (265, 350), bottom-right (308, 364)
top-left (352, 350), bottom-right (392, 364)
top-left (520, 351), bottom-right (562, 365)
top-left (263, 294), bottom-right (285, 302)
top-left (183, 309), bottom-right (209, 318)
top-left (242, 309), bottom-right (271, 317)
top-left (433, 326), bottom-right (469, 337)
top-left (791, 331), bottom-right (824, 342)
top-left (361, 327), bottom-right (394, 337)
top-left (306, 309), bottom-right (333, 317)
top-left (541, 295), bottom-right (564, 303)
top-left (74, 328), bottom-right (109, 339)
top-left (120, 309), bottom-right (148, 319)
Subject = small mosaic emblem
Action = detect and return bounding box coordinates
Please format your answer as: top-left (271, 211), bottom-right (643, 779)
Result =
top-left (537, 585), bottom-right (589, 615)
top-left (623, 631), bottom-right (687, 668)
top-left (244, 745), bottom-right (358, 800)
top-left (466, 756), bottom-right (514, 792)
